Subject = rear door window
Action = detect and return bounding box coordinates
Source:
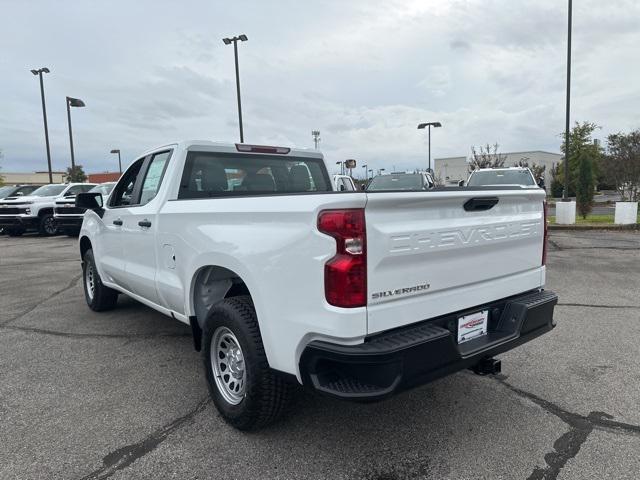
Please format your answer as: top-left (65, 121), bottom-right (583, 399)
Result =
top-left (178, 152), bottom-right (331, 199)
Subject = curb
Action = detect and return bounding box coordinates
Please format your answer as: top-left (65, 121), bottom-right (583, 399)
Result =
top-left (549, 224), bottom-right (640, 231)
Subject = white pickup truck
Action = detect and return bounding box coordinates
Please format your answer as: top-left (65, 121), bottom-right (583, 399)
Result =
top-left (0, 182), bottom-right (96, 236)
top-left (76, 140), bottom-right (557, 430)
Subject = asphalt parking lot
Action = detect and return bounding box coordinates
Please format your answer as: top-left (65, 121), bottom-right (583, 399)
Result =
top-left (1, 231), bottom-right (639, 480)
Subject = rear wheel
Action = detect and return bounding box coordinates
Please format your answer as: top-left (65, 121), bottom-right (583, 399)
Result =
top-left (202, 296), bottom-right (292, 430)
top-left (83, 249), bottom-right (118, 311)
top-left (38, 214), bottom-right (57, 236)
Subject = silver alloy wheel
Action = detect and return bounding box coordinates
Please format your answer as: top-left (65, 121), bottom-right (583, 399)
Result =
top-left (85, 261), bottom-right (95, 301)
top-left (43, 216), bottom-right (57, 235)
top-left (211, 327), bottom-right (246, 405)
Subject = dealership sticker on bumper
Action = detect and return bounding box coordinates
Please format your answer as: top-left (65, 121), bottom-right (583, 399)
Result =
top-left (457, 310), bottom-right (488, 344)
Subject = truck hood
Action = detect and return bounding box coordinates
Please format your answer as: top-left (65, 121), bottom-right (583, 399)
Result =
top-left (0, 195), bottom-right (57, 205)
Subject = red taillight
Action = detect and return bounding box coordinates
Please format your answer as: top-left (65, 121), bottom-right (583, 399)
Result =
top-left (542, 201), bottom-right (548, 266)
top-left (235, 143), bottom-right (291, 154)
top-left (318, 209), bottom-right (367, 308)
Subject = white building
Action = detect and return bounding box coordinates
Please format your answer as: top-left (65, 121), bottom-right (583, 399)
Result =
top-left (434, 151), bottom-right (563, 192)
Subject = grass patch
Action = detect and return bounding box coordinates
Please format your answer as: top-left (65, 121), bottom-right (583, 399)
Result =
top-left (549, 214), bottom-right (640, 224)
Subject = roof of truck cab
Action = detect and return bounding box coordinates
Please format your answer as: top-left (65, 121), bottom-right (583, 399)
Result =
top-left (139, 140), bottom-right (324, 159)
top-left (473, 167), bottom-right (530, 172)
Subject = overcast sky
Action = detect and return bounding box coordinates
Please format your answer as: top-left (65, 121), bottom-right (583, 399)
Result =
top-left (1, 0), bottom-right (639, 176)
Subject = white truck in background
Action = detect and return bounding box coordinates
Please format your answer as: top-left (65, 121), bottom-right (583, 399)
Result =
top-left (76, 140), bottom-right (557, 430)
top-left (0, 183), bottom-right (96, 236)
top-left (54, 182), bottom-right (116, 236)
top-left (333, 174), bottom-right (357, 191)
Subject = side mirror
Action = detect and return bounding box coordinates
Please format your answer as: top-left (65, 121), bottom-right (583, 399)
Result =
top-left (16, 192), bottom-right (24, 196)
top-left (76, 192), bottom-right (103, 210)
top-left (458, 180), bottom-right (465, 187)
top-left (537, 178), bottom-right (545, 189)
top-left (360, 184), bottom-right (366, 191)
top-left (339, 184), bottom-right (346, 191)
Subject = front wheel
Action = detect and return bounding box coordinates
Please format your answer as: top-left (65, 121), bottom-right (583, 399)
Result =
top-left (83, 249), bottom-right (118, 311)
top-left (202, 296), bottom-right (292, 430)
top-left (38, 214), bottom-right (58, 236)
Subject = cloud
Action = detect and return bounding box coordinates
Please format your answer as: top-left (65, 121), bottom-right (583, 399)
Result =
top-left (0, 0), bottom-right (639, 177)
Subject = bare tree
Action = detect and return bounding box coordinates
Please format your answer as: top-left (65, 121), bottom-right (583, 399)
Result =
top-left (432, 171), bottom-right (445, 187)
top-left (0, 149), bottom-right (4, 186)
top-left (513, 157), bottom-right (546, 181)
top-left (468, 143), bottom-right (507, 173)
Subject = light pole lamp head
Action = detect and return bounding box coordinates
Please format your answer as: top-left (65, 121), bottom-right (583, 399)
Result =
top-left (67, 96), bottom-right (86, 107)
top-left (31, 67), bottom-right (50, 75)
top-left (110, 149), bottom-right (120, 154)
top-left (222, 37), bottom-right (232, 45)
top-left (238, 34), bottom-right (248, 41)
top-left (417, 121), bottom-right (442, 129)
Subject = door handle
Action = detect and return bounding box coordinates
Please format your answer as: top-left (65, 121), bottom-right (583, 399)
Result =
top-left (463, 197), bottom-right (499, 212)
top-left (112, 219), bottom-right (123, 226)
top-left (138, 219), bottom-right (152, 228)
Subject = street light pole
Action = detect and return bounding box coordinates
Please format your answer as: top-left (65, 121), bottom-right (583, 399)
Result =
top-left (563, 0), bottom-right (572, 201)
top-left (31, 68), bottom-right (53, 183)
top-left (362, 164), bottom-right (368, 181)
top-left (110, 149), bottom-right (122, 173)
top-left (312, 130), bottom-right (321, 149)
top-left (66, 96), bottom-right (85, 170)
top-left (417, 122), bottom-right (442, 173)
top-left (223, 34), bottom-right (248, 143)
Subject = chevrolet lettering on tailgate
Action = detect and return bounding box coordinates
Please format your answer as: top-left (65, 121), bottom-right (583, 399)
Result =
top-left (390, 221), bottom-right (540, 253)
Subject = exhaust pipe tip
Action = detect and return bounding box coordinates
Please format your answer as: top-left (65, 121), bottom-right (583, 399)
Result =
top-left (471, 357), bottom-right (502, 376)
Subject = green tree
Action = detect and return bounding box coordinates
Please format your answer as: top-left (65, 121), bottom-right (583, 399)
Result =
top-left (468, 143), bottom-right (506, 173)
top-left (576, 153), bottom-right (594, 218)
top-left (66, 165), bottom-right (87, 183)
top-left (549, 162), bottom-right (563, 198)
top-left (604, 129), bottom-right (640, 201)
top-left (558, 121), bottom-right (601, 197)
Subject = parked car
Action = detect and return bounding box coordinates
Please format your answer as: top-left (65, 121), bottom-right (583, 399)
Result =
top-left (0, 185), bottom-right (40, 234)
top-left (0, 183), bottom-right (96, 236)
top-left (333, 174), bottom-right (357, 191)
top-left (77, 140), bottom-right (557, 430)
top-left (367, 172), bottom-right (435, 191)
top-left (54, 182), bottom-right (116, 236)
top-left (464, 167), bottom-right (542, 188)
top-left (0, 185), bottom-right (40, 200)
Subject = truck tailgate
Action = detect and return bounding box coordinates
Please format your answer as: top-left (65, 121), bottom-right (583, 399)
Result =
top-left (365, 189), bottom-right (546, 334)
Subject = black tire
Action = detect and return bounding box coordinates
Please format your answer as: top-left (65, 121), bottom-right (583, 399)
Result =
top-left (82, 249), bottom-right (118, 311)
top-left (7, 228), bottom-right (24, 237)
top-left (202, 296), bottom-right (292, 431)
top-left (38, 214), bottom-right (58, 236)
